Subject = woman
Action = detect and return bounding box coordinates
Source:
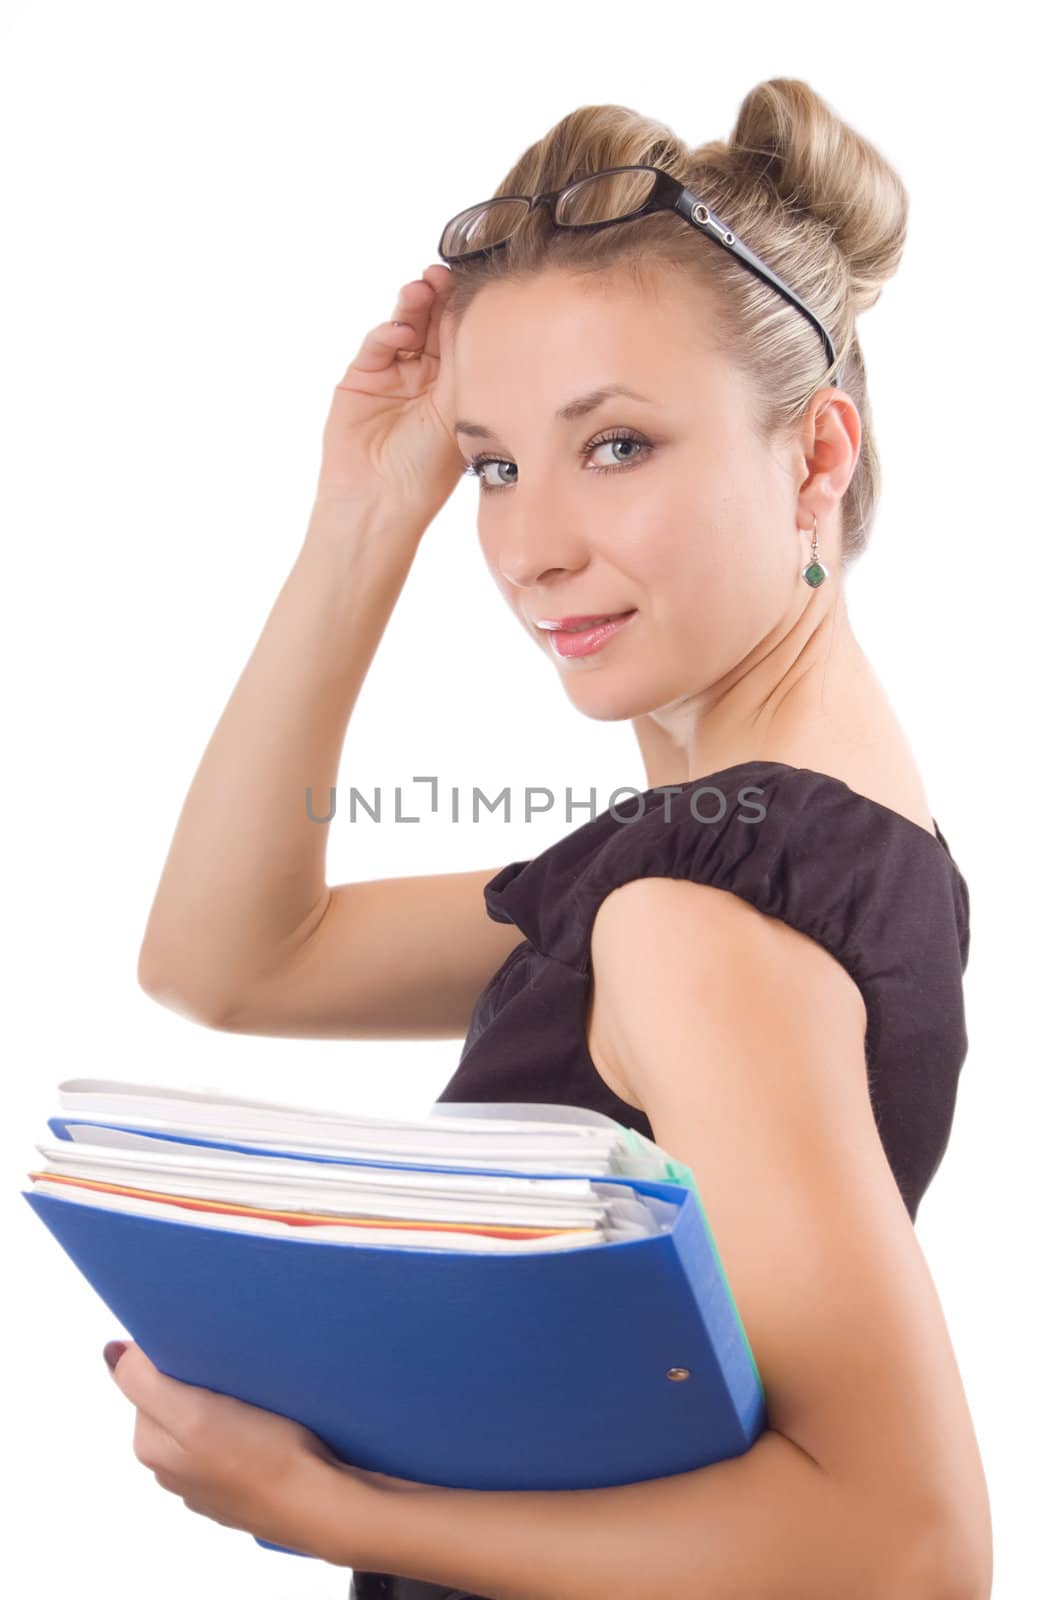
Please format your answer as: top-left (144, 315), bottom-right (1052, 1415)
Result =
top-left (132, 80), bottom-right (992, 1600)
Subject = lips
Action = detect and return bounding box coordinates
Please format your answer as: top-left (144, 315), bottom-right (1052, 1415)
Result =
top-left (538, 610), bottom-right (636, 633)
top-left (545, 610), bottom-right (637, 659)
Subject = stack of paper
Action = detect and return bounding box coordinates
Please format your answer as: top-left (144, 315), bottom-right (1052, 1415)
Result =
top-left (21, 1078), bottom-right (767, 1557)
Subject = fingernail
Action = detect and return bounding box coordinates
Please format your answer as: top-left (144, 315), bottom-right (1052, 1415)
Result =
top-left (103, 1340), bottom-right (129, 1371)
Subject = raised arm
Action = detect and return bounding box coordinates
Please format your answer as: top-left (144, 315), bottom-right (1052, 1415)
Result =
top-left (138, 266), bottom-right (524, 1037)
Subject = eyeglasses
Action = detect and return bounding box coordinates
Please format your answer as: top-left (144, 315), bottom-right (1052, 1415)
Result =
top-left (438, 164), bottom-right (838, 383)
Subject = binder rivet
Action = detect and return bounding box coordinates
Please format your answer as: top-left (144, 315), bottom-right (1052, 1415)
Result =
top-left (666, 1366), bottom-right (691, 1382)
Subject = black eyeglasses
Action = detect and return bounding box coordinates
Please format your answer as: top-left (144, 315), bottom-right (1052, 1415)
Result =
top-left (438, 164), bottom-right (838, 383)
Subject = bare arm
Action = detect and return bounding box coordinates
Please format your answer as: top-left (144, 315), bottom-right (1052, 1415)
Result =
top-left (194, 863), bottom-right (527, 1041)
top-left (139, 502), bottom-right (525, 1035)
top-left (137, 267), bottom-right (525, 1035)
top-left (135, 501), bottom-right (413, 1013)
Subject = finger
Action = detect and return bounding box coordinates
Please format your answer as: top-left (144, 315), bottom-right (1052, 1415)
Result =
top-left (341, 277), bottom-right (432, 377)
top-left (385, 269), bottom-right (452, 362)
top-left (431, 312), bottom-right (459, 434)
top-left (386, 276), bottom-right (436, 360)
top-left (417, 263), bottom-right (455, 362)
top-left (389, 275), bottom-right (434, 322)
top-left (425, 282), bottom-right (462, 432)
top-left (342, 318), bottom-right (423, 377)
top-left (134, 1407), bottom-right (181, 1471)
top-left (109, 1342), bottom-right (207, 1437)
top-left (151, 1467), bottom-right (187, 1495)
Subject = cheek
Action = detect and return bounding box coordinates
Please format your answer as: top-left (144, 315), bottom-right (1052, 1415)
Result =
top-left (596, 485), bottom-right (703, 580)
top-left (629, 490), bottom-right (788, 665)
top-left (617, 489), bottom-right (727, 600)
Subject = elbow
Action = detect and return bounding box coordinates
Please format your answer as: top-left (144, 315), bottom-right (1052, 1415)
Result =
top-left (136, 946), bottom-right (236, 1031)
top-left (923, 1521), bottom-right (992, 1600)
top-left (883, 1506), bottom-right (992, 1600)
top-left (920, 1446), bottom-right (994, 1600)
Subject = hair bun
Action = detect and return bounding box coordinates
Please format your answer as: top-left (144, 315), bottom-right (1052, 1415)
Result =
top-left (709, 77), bottom-right (909, 314)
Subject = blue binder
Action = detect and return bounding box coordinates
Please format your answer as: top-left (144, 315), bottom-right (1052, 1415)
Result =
top-left (24, 1122), bottom-right (767, 1558)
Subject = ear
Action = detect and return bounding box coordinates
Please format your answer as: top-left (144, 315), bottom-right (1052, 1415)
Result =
top-left (795, 386), bottom-right (861, 524)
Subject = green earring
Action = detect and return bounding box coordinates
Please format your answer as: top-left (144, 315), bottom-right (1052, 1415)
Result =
top-left (801, 514), bottom-right (829, 588)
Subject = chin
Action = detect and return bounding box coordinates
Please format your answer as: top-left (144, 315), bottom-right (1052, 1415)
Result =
top-left (558, 676), bottom-right (666, 726)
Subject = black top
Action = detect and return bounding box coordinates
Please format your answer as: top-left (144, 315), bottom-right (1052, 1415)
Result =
top-left (435, 760), bottom-right (972, 1225)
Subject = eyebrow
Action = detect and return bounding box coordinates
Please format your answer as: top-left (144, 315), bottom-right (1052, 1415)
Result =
top-left (454, 383), bottom-right (656, 439)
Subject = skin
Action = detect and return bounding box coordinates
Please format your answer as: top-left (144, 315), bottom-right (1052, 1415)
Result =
top-left (104, 1340), bottom-right (419, 1563)
top-left (450, 267), bottom-right (937, 835)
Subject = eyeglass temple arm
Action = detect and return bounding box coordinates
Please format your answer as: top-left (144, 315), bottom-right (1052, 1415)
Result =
top-left (675, 187), bottom-right (838, 380)
top-left (727, 232), bottom-right (839, 378)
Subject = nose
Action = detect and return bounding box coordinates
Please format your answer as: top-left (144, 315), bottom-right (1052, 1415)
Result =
top-left (487, 501), bottom-right (592, 594)
top-left (498, 551), bottom-right (585, 591)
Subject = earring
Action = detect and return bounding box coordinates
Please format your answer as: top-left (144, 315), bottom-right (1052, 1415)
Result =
top-left (800, 514), bottom-right (829, 588)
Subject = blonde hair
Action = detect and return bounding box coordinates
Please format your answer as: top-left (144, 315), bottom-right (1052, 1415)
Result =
top-left (444, 79), bottom-right (909, 567)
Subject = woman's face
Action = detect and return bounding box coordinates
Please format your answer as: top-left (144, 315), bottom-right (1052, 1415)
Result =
top-left (451, 269), bottom-right (843, 726)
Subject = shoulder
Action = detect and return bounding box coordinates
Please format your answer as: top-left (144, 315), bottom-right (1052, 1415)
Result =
top-left (587, 873), bottom-right (868, 1125)
top-left (484, 762), bottom-right (800, 966)
top-left (485, 760), bottom-right (968, 984)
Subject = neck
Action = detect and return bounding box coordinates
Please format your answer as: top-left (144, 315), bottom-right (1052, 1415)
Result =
top-left (631, 588), bottom-right (879, 790)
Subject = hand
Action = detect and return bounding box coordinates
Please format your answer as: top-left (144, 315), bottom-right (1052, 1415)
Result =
top-left (103, 1339), bottom-right (393, 1564)
top-left (315, 264), bottom-right (468, 530)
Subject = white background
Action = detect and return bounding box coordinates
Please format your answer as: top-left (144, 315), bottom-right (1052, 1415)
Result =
top-left (3, 3), bottom-right (1059, 1595)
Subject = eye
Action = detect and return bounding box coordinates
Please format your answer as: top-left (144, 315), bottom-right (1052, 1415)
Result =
top-left (463, 428), bottom-right (654, 494)
top-left (464, 457), bottom-right (518, 491)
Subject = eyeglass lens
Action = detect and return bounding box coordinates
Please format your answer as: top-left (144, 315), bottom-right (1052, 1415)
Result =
top-left (440, 169), bottom-right (658, 257)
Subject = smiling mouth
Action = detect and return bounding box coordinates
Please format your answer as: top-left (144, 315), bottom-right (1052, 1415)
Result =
top-left (539, 610), bottom-right (637, 634)
top-left (542, 610), bottom-right (639, 660)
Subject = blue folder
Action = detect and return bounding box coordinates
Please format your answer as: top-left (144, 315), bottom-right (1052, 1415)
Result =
top-left (24, 1120), bottom-right (767, 1558)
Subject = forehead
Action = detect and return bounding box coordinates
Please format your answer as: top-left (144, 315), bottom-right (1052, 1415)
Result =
top-left (451, 271), bottom-right (722, 416)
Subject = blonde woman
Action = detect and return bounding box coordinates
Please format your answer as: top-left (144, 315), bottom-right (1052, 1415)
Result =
top-left (126, 79), bottom-right (992, 1600)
